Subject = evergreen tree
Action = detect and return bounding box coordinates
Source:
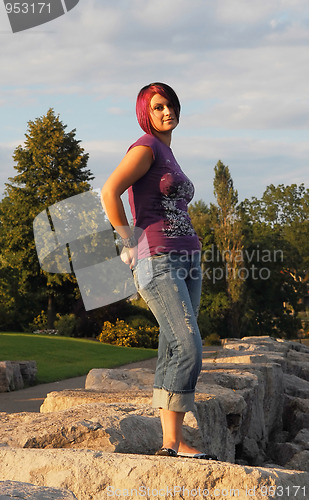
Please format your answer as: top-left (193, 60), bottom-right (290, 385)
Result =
top-left (211, 161), bottom-right (246, 337)
top-left (189, 199), bottom-right (230, 339)
top-left (0, 109), bottom-right (94, 330)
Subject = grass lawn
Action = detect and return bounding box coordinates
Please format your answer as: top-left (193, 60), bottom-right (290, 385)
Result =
top-left (0, 333), bottom-right (157, 384)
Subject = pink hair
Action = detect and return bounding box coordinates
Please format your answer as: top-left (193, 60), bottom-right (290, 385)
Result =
top-left (136, 82), bottom-right (181, 135)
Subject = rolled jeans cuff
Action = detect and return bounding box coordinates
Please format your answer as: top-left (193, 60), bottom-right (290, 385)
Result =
top-left (152, 387), bottom-right (195, 412)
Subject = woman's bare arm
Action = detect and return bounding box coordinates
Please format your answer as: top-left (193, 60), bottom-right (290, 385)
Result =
top-left (101, 145), bottom-right (153, 267)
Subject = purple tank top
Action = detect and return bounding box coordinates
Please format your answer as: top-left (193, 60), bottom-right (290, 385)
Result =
top-left (128, 134), bottom-right (200, 259)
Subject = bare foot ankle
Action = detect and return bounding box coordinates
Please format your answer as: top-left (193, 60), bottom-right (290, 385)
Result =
top-left (178, 442), bottom-right (203, 455)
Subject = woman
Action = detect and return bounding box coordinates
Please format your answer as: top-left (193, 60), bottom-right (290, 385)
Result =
top-left (102, 83), bottom-right (216, 459)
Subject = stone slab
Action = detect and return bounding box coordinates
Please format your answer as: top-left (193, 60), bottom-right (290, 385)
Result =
top-left (40, 389), bottom-right (152, 413)
top-left (0, 448), bottom-right (308, 500)
top-left (0, 480), bottom-right (77, 499)
top-left (0, 361), bottom-right (37, 393)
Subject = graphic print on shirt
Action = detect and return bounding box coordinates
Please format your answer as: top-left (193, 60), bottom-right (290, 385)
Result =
top-left (159, 171), bottom-right (196, 237)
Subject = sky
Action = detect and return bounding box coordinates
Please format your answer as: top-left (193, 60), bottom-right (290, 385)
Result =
top-left (0, 0), bottom-right (308, 215)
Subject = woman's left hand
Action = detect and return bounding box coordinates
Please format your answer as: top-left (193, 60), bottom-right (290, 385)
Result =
top-left (120, 246), bottom-right (138, 270)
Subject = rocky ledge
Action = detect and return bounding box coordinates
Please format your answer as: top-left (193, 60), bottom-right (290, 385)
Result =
top-left (0, 449), bottom-right (308, 500)
top-left (1, 336), bottom-right (309, 499)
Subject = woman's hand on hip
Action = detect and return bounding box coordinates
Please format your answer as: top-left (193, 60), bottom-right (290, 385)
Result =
top-left (120, 246), bottom-right (138, 270)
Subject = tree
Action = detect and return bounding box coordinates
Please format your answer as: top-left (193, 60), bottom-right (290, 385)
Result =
top-left (243, 183), bottom-right (309, 226)
top-left (241, 183), bottom-right (309, 338)
top-left (189, 199), bottom-right (228, 338)
top-left (0, 109), bottom-right (94, 330)
top-left (189, 170), bottom-right (308, 340)
top-left (211, 161), bottom-right (246, 337)
top-left (189, 163), bottom-right (247, 339)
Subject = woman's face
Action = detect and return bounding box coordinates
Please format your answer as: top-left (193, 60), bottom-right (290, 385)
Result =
top-left (149, 94), bottom-right (178, 134)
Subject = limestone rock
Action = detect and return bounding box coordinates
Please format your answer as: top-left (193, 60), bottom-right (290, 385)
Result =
top-left (0, 402), bottom-right (202, 456)
top-left (0, 448), bottom-right (309, 500)
top-left (194, 393), bottom-right (236, 462)
top-left (284, 373), bottom-right (309, 399)
top-left (228, 336), bottom-right (309, 354)
top-left (0, 403), bottom-right (163, 454)
top-left (0, 362), bottom-right (20, 392)
top-left (0, 361), bottom-right (37, 392)
top-left (200, 362), bottom-right (283, 449)
top-left (37, 336), bottom-right (309, 468)
top-left (293, 429), bottom-right (309, 449)
top-left (0, 480), bottom-right (77, 499)
top-left (5, 335), bottom-right (309, 479)
top-left (267, 442), bottom-right (302, 467)
top-left (286, 450), bottom-right (309, 474)
top-left (242, 437), bottom-right (261, 463)
top-left (214, 353), bottom-right (270, 364)
top-left (219, 337), bottom-right (309, 469)
top-left (85, 367), bottom-right (154, 392)
top-left (283, 396), bottom-right (309, 439)
top-left (18, 361), bottom-right (37, 386)
top-left (199, 367), bottom-right (258, 390)
top-left (40, 389), bottom-right (152, 413)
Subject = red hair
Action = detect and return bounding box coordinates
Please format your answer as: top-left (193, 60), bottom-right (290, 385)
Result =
top-left (136, 82), bottom-right (181, 135)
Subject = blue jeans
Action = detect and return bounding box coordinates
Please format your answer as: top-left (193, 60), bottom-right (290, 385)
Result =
top-left (133, 252), bottom-right (203, 412)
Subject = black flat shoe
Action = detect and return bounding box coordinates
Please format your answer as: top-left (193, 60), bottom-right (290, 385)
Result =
top-left (155, 447), bottom-right (178, 457)
top-left (177, 452), bottom-right (218, 460)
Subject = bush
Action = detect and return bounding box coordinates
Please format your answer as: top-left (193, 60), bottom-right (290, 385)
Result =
top-left (203, 333), bottom-right (222, 346)
top-left (54, 313), bottom-right (80, 337)
top-left (29, 310), bottom-right (48, 332)
top-left (127, 315), bottom-right (155, 329)
top-left (97, 319), bottom-right (159, 348)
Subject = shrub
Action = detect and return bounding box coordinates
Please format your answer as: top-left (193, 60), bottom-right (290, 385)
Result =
top-left (97, 319), bottom-right (159, 348)
top-left (203, 333), bottom-right (222, 346)
top-left (127, 315), bottom-right (155, 329)
top-left (54, 313), bottom-right (80, 337)
top-left (29, 310), bottom-right (48, 332)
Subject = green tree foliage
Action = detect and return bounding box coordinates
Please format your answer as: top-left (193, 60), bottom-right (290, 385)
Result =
top-left (211, 161), bottom-right (246, 337)
top-left (189, 198), bottom-right (230, 338)
top-left (190, 168), bottom-right (308, 340)
top-left (0, 109), bottom-right (93, 330)
top-left (243, 183), bottom-right (309, 271)
top-left (241, 183), bottom-right (309, 338)
top-left (189, 162), bottom-right (246, 338)
top-left (243, 184), bottom-right (309, 225)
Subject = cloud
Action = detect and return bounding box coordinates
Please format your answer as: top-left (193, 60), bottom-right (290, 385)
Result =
top-left (0, 0), bottom-right (308, 202)
top-left (173, 134), bottom-right (309, 202)
top-left (78, 133), bottom-right (309, 208)
top-left (1, 0), bottom-right (308, 89)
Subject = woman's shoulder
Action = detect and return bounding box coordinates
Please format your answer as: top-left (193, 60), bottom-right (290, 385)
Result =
top-left (127, 134), bottom-right (161, 153)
